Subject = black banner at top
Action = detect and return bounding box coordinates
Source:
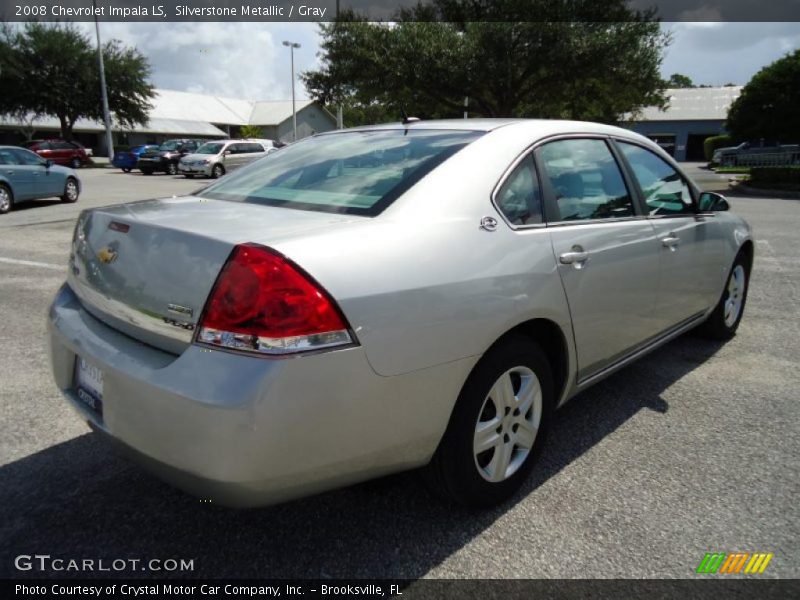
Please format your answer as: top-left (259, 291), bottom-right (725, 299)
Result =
top-left (0, 0), bottom-right (798, 22)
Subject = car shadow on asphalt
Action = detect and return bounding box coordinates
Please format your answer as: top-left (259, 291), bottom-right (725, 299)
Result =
top-left (0, 334), bottom-right (723, 579)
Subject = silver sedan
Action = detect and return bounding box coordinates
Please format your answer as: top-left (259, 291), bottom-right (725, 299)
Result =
top-left (48, 120), bottom-right (753, 507)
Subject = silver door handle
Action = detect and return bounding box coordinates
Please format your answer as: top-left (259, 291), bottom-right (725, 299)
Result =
top-left (661, 235), bottom-right (680, 248)
top-left (559, 251), bottom-right (589, 265)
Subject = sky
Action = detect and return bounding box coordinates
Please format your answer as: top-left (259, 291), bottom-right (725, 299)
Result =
top-left (73, 21), bottom-right (800, 101)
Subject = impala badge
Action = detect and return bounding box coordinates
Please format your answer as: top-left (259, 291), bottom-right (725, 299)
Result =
top-left (97, 246), bottom-right (118, 264)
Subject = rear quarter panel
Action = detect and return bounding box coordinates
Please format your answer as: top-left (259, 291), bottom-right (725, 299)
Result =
top-left (274, 124), bottom-right (577, 379)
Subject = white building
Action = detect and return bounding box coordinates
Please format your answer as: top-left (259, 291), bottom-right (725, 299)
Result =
top-left (0, 88), bottom-right (338, 155)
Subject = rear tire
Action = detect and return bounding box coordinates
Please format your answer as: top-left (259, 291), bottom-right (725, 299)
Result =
top-left (424, 335), bottom-right (554, 508)
top-left (61, 177), bottom-right (79, 203)
top-left (0, 183), bottom-right (13, 214)
top-left (699, 252), bottom-right (750, 340)
top-left (166, 162), bottom-right (178, 175)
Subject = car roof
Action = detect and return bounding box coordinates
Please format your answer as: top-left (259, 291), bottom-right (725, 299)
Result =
top-left (318, 118), bottom-right (647, 140)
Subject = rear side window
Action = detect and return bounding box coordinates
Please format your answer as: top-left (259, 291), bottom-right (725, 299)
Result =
top-left (618, 142), bottom-right (694, 216)
top-left (199, 129), bottom-right (483, 216)
top-left (11, 148), bottom-right (43, 165)
top-left (495, 156), bottom-right (542, 226)
top-left (539, 138), bottom-right (633, 222)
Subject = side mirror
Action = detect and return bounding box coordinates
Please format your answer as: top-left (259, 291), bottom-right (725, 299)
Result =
top-left (223, 150), bottom-right (232, 156)
top-left (44, 159), bottom-right (53, 168)
top-left (698, 191), bottom-right (730, 213)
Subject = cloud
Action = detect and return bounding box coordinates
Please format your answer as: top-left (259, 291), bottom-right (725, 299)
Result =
top-left (661, 22), bottom-right (800, 85)
top-left (74, 21), bottom-right (322, 101)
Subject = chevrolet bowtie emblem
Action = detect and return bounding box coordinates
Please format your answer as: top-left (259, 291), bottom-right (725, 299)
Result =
top-left (97, 247), bottom-right (118, 264)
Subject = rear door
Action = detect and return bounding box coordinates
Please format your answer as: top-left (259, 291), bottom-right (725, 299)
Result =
top-left (537, 137), bottom-right (663, 382)
top-left (614, 140), bottom-right (723, 329)
top-left (11, 148), bottom-right (56, 199)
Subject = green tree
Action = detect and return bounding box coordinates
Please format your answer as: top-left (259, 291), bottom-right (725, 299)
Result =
top-left (727, 50), bottom-right (800, 142)
top-left (0, 23), bottom-right (154, 141)
top-left (238, 124), bottom-right (264, 138)
top-left (667, 73), bottom-right (694, 88)
top-left (302, 1), bottom-right (669, 124)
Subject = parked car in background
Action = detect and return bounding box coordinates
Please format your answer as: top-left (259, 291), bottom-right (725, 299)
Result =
top-left (0, 145), bottom-right (80, 214)
top-left (48, 120), bottom-right (753, 508)
top-left (22, 139), bottom-right (89, 169)
top-left (137, 139), bottom-right (204, 175)
top-left (178, 139), bottom-right (275, 179)
top-left (712, 141), bottom-right (800, 167)
top-left (112, 145), bottom-right (160, 173)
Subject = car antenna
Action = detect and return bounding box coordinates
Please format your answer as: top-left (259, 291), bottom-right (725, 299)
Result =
top-left (400, 107), bottom-right (420, 125)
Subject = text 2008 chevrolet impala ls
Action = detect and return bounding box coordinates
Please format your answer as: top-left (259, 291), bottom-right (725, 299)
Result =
top-left (48, 120), bottom-right (753, 507)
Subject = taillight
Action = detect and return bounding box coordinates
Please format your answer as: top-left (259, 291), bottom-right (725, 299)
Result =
top-left (196, 243), bottom-right (353, 355)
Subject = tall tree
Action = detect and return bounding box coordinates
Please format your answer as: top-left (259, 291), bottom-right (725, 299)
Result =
top-left (726, 49), bottom-right (800, 143)
top-left (303, 0), bottom-right (669, 124)
top-left (0, 23), bottom-right (154, 141)
top-left (667, 73), bottom-right (694, 88)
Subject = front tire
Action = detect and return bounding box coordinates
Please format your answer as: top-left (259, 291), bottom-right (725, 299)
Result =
top-left (424, 335), bottom-right (554, 507)
top-left (0, 183), bottom-right (13, 214)
top-left (166, 162), bottom-right (178, 175)
top-left (70, 157), bottom-right (82, 169)
top-left (699, 252), bottom-right (750, 340)
top-left (61, 177), bottom-right (79, 203)
top-left (211, 164), bottom-right (225, 179)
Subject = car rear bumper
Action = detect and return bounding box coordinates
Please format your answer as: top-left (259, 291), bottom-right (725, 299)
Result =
top-left (48, 284), bottom-right (470, 507)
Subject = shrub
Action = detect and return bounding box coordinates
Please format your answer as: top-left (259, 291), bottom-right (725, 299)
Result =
top-left (704, 134), bottom-right (734, 162)
top-left (749, 167), bottom-right (800, 186)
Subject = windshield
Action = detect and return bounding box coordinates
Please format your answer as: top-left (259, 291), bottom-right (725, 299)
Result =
top-left (158, 140), bottom-right (181, 151)
top-left (198, 129), bottom-right (483, 216)
top-left (196, 142), bottom-right (225, 155)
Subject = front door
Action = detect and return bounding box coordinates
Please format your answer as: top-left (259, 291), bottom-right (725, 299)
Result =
top-left (614, 141), bottom-right (723, 329)
top-left (537, 137), bottom-right (663, 382)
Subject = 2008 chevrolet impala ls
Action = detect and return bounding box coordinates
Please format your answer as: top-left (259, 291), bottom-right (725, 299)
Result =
top-left (48, 120), bottom-right (753, 507)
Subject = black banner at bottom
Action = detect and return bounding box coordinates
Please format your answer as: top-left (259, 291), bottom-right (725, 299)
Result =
top-left (4, 579), bottom-right (800, 600)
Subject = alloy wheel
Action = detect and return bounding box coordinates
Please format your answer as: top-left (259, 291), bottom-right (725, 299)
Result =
top-left (473, 366), bottom-right (542, 483)
top-left (724, 265), bottom-right (746, 327)
top-left (0, 186), bottom-right (10, 212)
top-left (65, 180), bottom-right (78, 201)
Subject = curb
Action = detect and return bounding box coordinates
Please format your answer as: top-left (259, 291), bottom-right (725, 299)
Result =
top-left (730, 183), bottom-right (800, 200)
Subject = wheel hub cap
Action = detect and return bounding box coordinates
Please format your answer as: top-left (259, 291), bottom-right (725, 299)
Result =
top-left (473, 366), bottom-right (542, 483)
top-left (724, 265), bottom-right (746, 327)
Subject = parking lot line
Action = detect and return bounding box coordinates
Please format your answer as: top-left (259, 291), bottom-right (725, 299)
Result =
top-left (0, 256), bottom-right (64, 271)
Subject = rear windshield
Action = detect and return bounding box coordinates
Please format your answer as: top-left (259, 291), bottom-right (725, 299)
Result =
top-left (198, 129), bottom-right (483, 216)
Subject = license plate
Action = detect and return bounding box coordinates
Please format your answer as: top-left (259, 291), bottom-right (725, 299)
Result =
top-left (74, 356), bottom-right (104, 416)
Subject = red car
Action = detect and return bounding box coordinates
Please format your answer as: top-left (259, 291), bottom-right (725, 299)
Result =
top-left (22, 139), bottom-right (89, 169)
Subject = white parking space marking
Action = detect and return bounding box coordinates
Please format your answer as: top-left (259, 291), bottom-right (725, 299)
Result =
top-left (0, 256), bottom-right (64, 271)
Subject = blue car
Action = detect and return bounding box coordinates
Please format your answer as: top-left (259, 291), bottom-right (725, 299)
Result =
top-left (0, 146), bottom-right (81, 215)
top-left (111, 144), bottom-right (160, 172)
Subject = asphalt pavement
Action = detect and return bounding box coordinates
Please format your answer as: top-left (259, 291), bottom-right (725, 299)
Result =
top-left (0, 167), bottom-right (798, 579)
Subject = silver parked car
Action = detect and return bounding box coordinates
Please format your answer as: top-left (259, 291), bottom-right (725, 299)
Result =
top-left (178, 139), bottom-right (275, 179)
top-left (0, 146), bottom-right (80, 214)
top-left (48, 120), bottom-right (753, 507)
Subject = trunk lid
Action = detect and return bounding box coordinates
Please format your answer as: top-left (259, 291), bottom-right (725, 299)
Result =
top-left (68, 196), bottom-right (359, 354)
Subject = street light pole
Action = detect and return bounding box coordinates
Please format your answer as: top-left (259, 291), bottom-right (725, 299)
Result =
top-left (92, 0), bottom-right (114, 161)
top-left (282, 40), bottom-right (301, 142)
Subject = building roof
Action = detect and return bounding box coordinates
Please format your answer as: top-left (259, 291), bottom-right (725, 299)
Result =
top-left (634, 86), bottom-right (743, 122)
top-left (0, 89), bottom-right (329, 136)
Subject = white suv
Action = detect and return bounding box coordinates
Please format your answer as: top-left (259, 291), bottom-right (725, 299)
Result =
top-left (179, 139), bottom-right (275, 179)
